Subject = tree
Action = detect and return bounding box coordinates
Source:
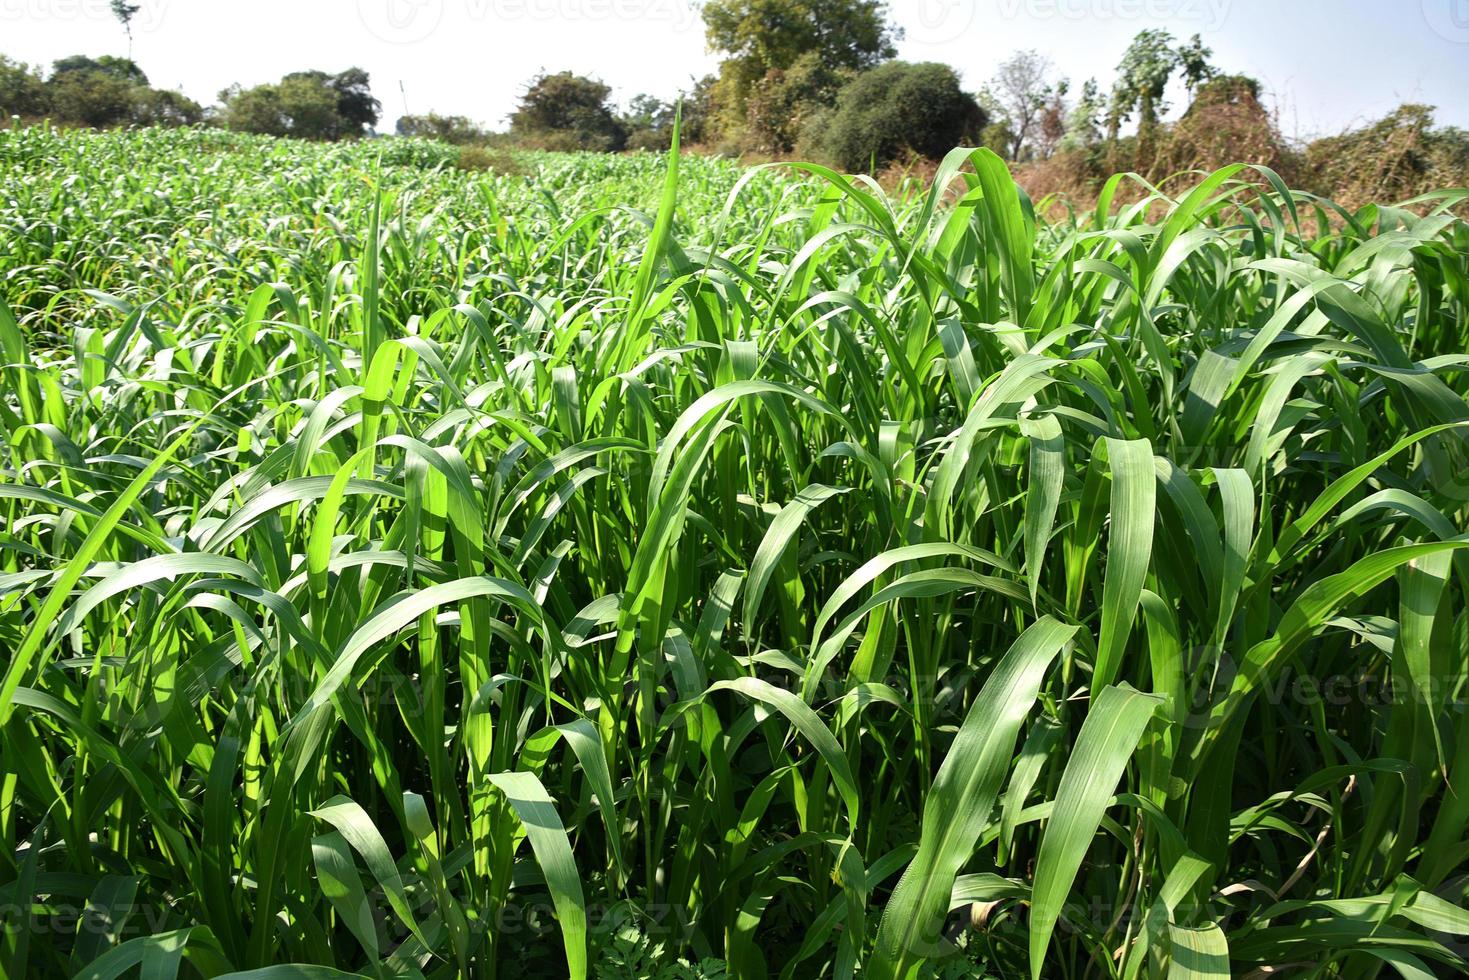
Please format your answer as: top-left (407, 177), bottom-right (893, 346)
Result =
top-left (509, 71), bottom-right (626, 152)
top-left (678, 75), bottom-right (719, 146)
top-left (110, 0), bottom-right (141, 61)
top-left (276, 74), bottom-right (343, 140)
top-left (972, 85), bottom-right (1013, 156)
top-left (623, 94), bottom-right (672, 133)
top-left (703, 0), bottom-right (899, 130)
top-left (47, 56), bottom-right (150, 127)
top-left (815, 61), bottom-right (985, 172)
top-left (32, 54), bottom-right (199, 128)
top-left (744, 51), bottom-right (848, 153)
top-left (219, 68), bottom-right (379, 140)
top-left (0, 56), bottom-right (49, 118)
top-left (622, 94), bottom-right (676, 151)
top-left (326, 68), bottom-right (380, 135)
top-left (129, 87), bottom-right (203, 126)
top-left (280, 69), bottom-right (380, 138)
top-left (46, 69), bottom-right (137, 127)
top-left (1036, 78), bottom-right (1069, 158)
top-left (1176, 33), bottom-right (1218, 96)
top-left (218, 83), bottom-right (286, 136)
top-left (1058, 77), bottom-right (1103, 152)
top-left (991, 49), bottom-right (1059, 160)
top-left (51, 55), bottom-right (147, 86)
top-left (1108, 28), bottom-right (1178, 166)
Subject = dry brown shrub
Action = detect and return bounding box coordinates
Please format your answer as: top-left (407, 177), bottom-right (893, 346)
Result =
top-left (1305, 104), bottom-right (1469, 212)
top-left (1157, 75), bottom-right (1287, 177)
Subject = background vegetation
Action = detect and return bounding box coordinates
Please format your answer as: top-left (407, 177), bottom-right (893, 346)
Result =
top-left (3, 0), bottom-right (1466, 207)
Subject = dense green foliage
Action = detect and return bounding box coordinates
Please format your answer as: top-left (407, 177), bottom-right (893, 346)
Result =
top-left (218, 68), bottom-right (380, 141)
top-left (0, 55), bottom-right (49, 118)
top-left (2, 126), bottom-right (1469, 979)
top-left (814, 61), bottom-right (986, 172)
top-left (703, 0), bottom-right (897, 133)
top-left (741, 51), bottom-right (849, 155)
top-left (0, 55), bottom-right (202, 128)
top-left (510, 72), bottom-right (627, 153)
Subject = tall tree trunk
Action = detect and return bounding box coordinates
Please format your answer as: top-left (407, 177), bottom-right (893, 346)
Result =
top-left (1137, 89), bottom-right (1157, 175)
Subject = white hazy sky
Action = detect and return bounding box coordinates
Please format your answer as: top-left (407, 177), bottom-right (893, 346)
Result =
top-left (3, 0), bottom-right (1468, 139)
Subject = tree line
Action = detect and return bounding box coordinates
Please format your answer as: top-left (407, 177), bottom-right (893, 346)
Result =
top-left (0, 55), bottom-right (384, 140)
top-left (0, 55), bottom-right (204, 128)
top-left (0, 0), bottom-right (1212, 171)
top-left (3, 0), bottom-right (1465, 203)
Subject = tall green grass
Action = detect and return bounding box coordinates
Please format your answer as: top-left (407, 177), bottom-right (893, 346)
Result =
top-left (2, 125), bottom-right (1468, 979)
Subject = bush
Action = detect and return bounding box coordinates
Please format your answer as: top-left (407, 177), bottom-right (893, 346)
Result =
top-left (1306, 104), bottom-right (1469, 210)
top-left (396, 112), bottom-right (487, 145)
top-left (814, 61), bottom-right (986, 172)
top-left (1156, 73), bottom-right (1283, 176)
top-left (455, 145), bottom-right (525, 174)
top-left (626, 127), bottom-right (672, 152)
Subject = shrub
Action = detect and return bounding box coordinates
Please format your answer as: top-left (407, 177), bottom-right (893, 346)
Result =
top-left (455, 144), bottom-right (525, 174)
top-left (396, 112), bottom-right (487, 145)
top-left (1156, 73), bottom-right (1284, 175)
top-left (815, 61), bottom-right (986, 172)
top-left (626, 127), bottom-right (672, 152)
top-left (1306, 103), bottom-right (1469, 210)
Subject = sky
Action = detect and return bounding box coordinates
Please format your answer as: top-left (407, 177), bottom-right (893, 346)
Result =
top-left (3, 0), bottom-right (1468, 140)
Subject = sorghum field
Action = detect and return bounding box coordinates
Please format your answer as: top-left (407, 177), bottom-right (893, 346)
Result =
top-left (2, 125), bottom-right (1469, 979)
